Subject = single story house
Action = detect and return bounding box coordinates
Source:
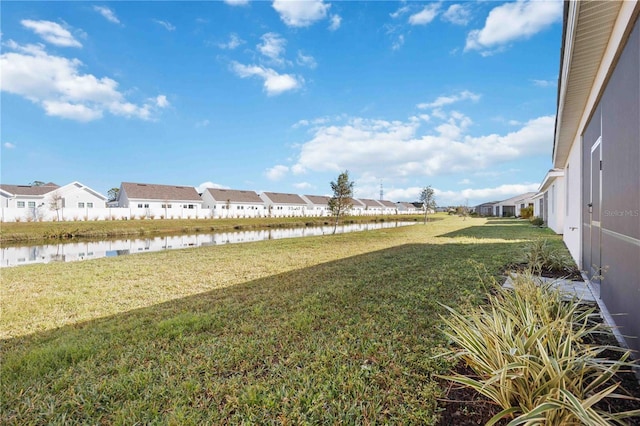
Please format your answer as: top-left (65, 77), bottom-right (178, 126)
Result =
top-left (358, 198), bottom-right (384, 215)
top-left (378, 199), bottom-right (398, 215)
top-left (301, 195), bottom-right (331, 217)
top-left (493, 192), bottom-right (536, 217)
top-left (116, 182), bottom-right (204, 219)
top-left (552, 1), bottom-right (639, 352)
top-left (1, 181), bottom-right (107, 222)
top-left (396, 202), bottom-right (419, 214)
top-left (201, 188), bottom-right (265, 218)
top-left (475, 201), bottom-right (498, 216)
top-left (259, 192), bottom-right (308, 217)
top-left (533, 169), bottom-right (565, 233)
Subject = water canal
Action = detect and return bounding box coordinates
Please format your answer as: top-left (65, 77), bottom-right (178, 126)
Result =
top-left (1, 221), bottom-right (416, 268)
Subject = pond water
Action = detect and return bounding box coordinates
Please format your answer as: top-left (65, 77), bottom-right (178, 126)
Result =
top-left (1, 221), bottom-right (416, 268)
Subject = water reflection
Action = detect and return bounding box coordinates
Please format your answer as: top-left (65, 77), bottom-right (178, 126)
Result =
top-left (1, 222), bottom-right (415, 268)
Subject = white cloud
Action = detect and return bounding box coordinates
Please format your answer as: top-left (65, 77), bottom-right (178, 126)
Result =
top-left (296, 51), bottom-right (317, 69)
top-left (153, 19), bottom-right (176, 31)
top-left (458, 178), bottom-right (471, 185)
top-left (392, 34), bottom-right (405, 51)
top-left (21, 20), bottom-right (82, 48)
top-left (417, 90), bottom-right (480, 110)
top-left (287, 113), bottom-right (554, 180)
top-left (231, 62), bottom-right (302, 96)
top-left (258, 32), bottom-right (287, 65)
top-left (0, 41), bottom-right (167, 121)
top-left (155, 95), bottom-right (169, 108)
top-left (266, 165), bottom-right (289, 181)
top-left (390, 5), bottom-right (411, 19)
top-left (465, 0), bottom-right (562, 53)
top-left (196, 181), bottom-right (228, 193)
top-left (196, 119), bottom-right (210, 127)
top-left (272, 0), bottom-right (330, 27)
top-left (532, 79), bottom-right (556, 88)
top-left (3, 142), bottom-right (16, 149)
top-left (293, 182), bottom-right (313, 189)
top-left (93, 6), bottom-right (121, 25)
top-left (224, 0), bottom-right (249, 6)
top-left (442, 4), bottom-right (471, 26)
top-left (408, 3), bottom-right (440, 26)
top-left (328, 14), bottom-right (342, 31)
top-left (218, 33), bottom-right (245, 50)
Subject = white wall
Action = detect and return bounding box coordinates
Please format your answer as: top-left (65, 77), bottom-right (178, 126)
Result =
top-left (546, 176), bottom-right (565, 234)
top-left (562, 139), bottom-right (582, 266)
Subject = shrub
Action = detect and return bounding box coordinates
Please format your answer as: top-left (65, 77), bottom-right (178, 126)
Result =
top-left (438, 273), bottom-right (639, 425)
top-left (523, 239), bottom-right (577, 276)
top-left (520, 206), bottom-right (534, 219)
top-left (531, 217), bottom-right (544, 226)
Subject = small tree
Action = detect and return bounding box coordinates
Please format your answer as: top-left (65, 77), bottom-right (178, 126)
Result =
top-left (30, 180), bottom-right (45, 187)
top-left (49, 191), bottom-right (63, 221)
top-left (107, 187), bottom-right (119, 202)
top-left (328, 170), bottom-right (354, 234)
top-left (419, 186), bottom-right (436, 224)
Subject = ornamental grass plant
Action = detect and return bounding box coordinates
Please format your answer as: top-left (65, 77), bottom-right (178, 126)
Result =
top-left (439, 272), bottom-right (640, 425)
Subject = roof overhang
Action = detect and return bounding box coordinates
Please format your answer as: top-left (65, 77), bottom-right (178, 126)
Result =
top-left (538, 168), bottom-right (565, 193)
top-left (553, 1), bottom-right (626, 168)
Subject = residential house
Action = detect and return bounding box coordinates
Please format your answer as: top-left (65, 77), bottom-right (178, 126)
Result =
top-left (259, 192), bottom-right (308, 217)
top-left (350, 198), bottom-right (366, 216)
top-left (396, 202), bottom-right (419, 214)
top-left (358, 198), bottom-right (384, 215)
top-left (533, 169), bottom-right (565, 233)
top-left (552, 2), bottom-right (639, 352)
top-left (301, 195), bottom-right (331, 217)
top-left (117, 182), bottom-right (203, 219)
top-left (475, 201), bottom-right (498, 216)
top-left (492, 192), bottom-right (536, 217)
top-left (0, 181), bottom-right (107, 222)
top-left (201, 188), bottom-right (265, 218)
top-left (378, 199), bottom-right (398, 215)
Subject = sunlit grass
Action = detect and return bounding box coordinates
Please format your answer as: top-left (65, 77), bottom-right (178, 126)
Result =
top-left (1, 216), bottom-right (563, 424)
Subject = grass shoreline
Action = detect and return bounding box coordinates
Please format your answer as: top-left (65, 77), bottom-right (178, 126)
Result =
top-left (0, 214), bottom-right (425, 244)
top-left (1, 216), bottom-right (566, 424)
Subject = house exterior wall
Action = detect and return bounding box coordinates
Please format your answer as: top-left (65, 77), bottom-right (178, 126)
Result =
top-left (201, 191), bottom-right (266, 218)
top-left (560, 7), bottom-right (640, 353)
top-left (546, 177), bottom-right (565, 234)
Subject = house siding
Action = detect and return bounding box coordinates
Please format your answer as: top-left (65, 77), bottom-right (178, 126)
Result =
top-left (580, 16), bottom-right (640, 353)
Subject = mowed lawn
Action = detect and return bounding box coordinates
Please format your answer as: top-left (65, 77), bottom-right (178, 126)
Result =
top-left (1, 216), bottom-right (561, 424)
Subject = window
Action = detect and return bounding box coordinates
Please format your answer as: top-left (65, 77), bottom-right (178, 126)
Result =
top-left (78, 202), bottom-right (85, 208)
top-left (161, 204), bottom-right (172, 208)
top-left (138, 204), bottom-right (143, 208)
top-left (184, 204), bottom-right (194, 209)
top-left (17, 201), bottom-right (25, 208)
top-left (144, 204), bottom-right (149, 208)
top-left (87, 203), bottom-right (93, 208)
top-left (28, 201), bottom-right (36, 208)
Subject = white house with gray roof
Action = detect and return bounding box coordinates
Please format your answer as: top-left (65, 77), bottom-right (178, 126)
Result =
top-left (117, 182), bottom-right (204, 219)
top-left (358, 198), bottom-right (384, 215)
top-left (301, 195), bottom-right (331, 217)
top-left (1, 181), bottom-right (107, 222)
top-left (259, 192), bottom-right (308, 217)
top-left (201, 188), bottom-right (266, 218)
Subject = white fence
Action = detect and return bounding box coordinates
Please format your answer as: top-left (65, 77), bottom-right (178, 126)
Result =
top-left (0, 206), bottom-right (419, 223)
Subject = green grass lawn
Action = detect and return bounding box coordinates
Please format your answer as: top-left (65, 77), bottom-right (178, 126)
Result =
top-left (1, 216), bottom-right (561, 424)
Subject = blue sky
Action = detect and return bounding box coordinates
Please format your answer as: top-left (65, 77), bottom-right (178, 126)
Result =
top-left (1, 0), bottom-right (563, 206)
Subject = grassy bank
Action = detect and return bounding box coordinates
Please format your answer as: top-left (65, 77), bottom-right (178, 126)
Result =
top-left (0, 214), bottom-right (423, 244)
top-left (1, 216), bottom-right (559, 424)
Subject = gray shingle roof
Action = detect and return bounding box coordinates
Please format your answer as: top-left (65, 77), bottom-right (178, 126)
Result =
top-left (205, 188), bottom-right (263, 203)
top-left (378, 200), bottom-right (396, 208)
top-left (0, 183), bottom-right (60, 196)
top-left (304, 195), bottom-right (331, 205)
top-left (120, 182), bottom-right (201, 202)
top-left (359, 198), bottom-right (384, 208)
top-left (262, 192), bottom-right (307, 205)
